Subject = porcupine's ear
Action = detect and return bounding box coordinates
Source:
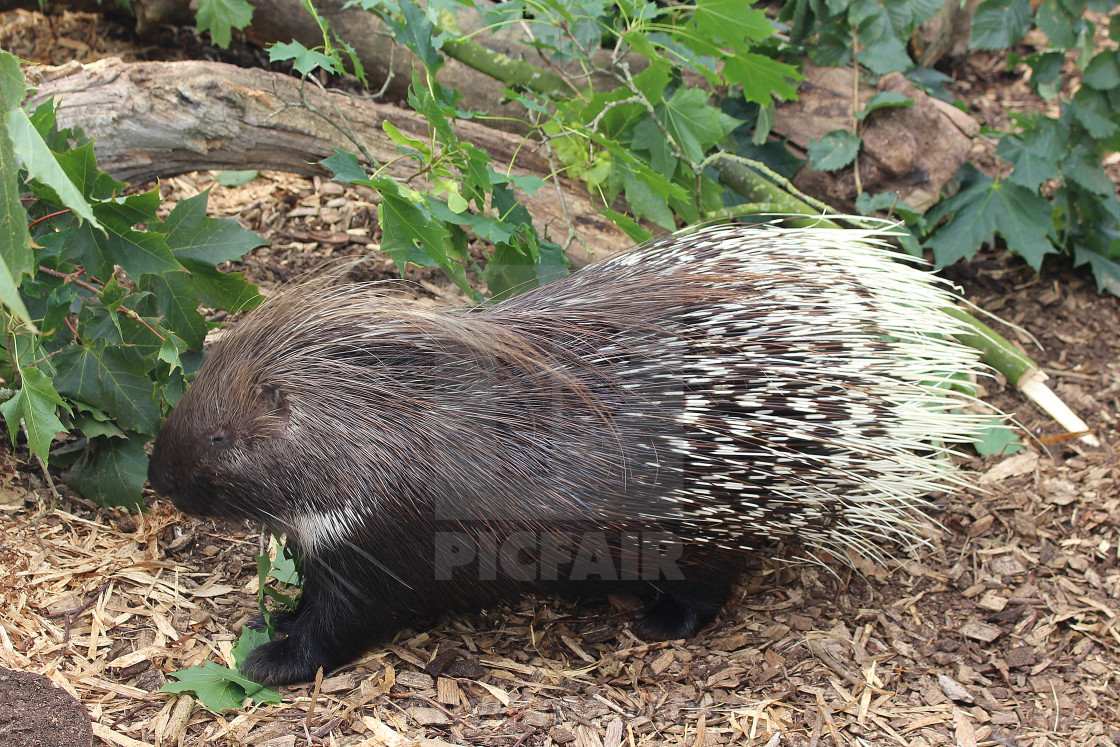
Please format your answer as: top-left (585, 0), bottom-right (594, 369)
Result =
top-left (251, 383), bottom-right (292, 434)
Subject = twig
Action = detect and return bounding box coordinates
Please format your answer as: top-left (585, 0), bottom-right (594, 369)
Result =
top-left (43, 580), bottom-right (111, 643)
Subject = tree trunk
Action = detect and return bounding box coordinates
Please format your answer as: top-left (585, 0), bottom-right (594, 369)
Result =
top-left (27, 58), bottom-right (630, 265)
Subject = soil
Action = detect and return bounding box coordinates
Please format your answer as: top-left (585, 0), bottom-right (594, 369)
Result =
top-left (0, 8), bottom-right (1119, 747)
top-left (0, 668), bottom-right (93, 747)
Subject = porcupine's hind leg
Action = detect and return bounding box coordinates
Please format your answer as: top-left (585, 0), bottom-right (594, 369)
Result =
top-left (632, 550), bottom-right (740, 640)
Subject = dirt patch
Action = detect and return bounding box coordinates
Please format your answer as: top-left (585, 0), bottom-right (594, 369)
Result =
top-left (0, 668), bottom-right (93, 747)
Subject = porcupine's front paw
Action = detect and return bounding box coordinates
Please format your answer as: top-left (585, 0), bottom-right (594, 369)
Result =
top-left (240, 638), bottom-right (328, 685)
top-left (245, 609), bottom-right (297, 634)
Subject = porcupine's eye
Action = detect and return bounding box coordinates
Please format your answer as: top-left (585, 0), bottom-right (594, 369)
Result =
top-left (207, 426), bottom-right (234, 449)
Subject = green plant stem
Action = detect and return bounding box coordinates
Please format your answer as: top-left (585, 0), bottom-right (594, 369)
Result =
top-left (439, 35), bottom-right (576, 98)
top-left (941, 306), bottom-right (1036, 385)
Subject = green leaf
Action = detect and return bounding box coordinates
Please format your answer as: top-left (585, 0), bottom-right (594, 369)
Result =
top-left (692, 0), bottom-right (773, 44)
top-left (231, 628), bottom-right (273, 668)
top-left (267, 546), bottom-right (301, 586)
top-left (855, 191), bottom-right (922, 222)
top-left (0, 367), bottom-right (68, 465)
top-left (1061, 140), bottom-right (1115, 196)
top-left (61, 216), bottom-right (180, 282)
top-left (268, 40), bottom-right (343, 76)
top-left (427, 200), bottom-right (515, 245)
top-left (853, 5), bottom-right (913, 75)
top-left (856, 91), bottom-right (914, 120)
top-left (0, 49), bottom-right (27, 105)
top-left (482, 237), bottom-right (568, 300)
top-left (623, 171), bottom-right (675, 229)
top-left (995, 128), bottom-right (1063, 190)
top-left (970, 0), bottom-right (1032, 49)
top-left (48, 140), bottom-right (127, 202)
top-left (972, 417), bottom-right (1021, 456)
top-left (1073, 243), bottom-right (1120, 295)
top-left (1082, 50), bottom-right (1120, 91)
top-left (161, 661), bottom-right (282, 713)
top-left (1033, 0), bottom-right (1082, 49)
top-left (162, 191), bottom-right (266, 265)
top-left (658, 86), bottom-right (740, 162)
top-left (213, 170), bottom-right (259, 187)
top-left (53, 344), bottom-right (161, 435)
top-left (0, 53), bottom-right (33, 318)
top-left (597, 207), bottom-right (653, 244)
top-left (807, 129), bottom-right (861, 171)
top-left (383, 120), bottom-right (431, 157)
top-left (722, 52), bottom-right (802, 104)
top-left (321, 148), bottom-right (368, 183)
top-left (6, 108), bottom-right (102, 230)
top-left (196, 0), bottom-right (254, 48)
top-left (178, 260), bottom-right (262, 313)
top-left (390, 0), bottom-right (442, 70)
top-left (138, 272), bottom-right (208, 350)
top-left (66, 434), bottom-right (149, 509)
top-left (1068, 88), bottom-right (1120, 139)
top-left (924, 166), bottom-right (1057, 269)
top-left (371, 178), bottom-right (451, 270)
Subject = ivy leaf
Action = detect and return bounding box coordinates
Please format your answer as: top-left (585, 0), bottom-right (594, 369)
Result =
top-left (196, 0), bottom-right (254, 48)
top-left (161, 661), bottom-right (281, 713)
top-left (807, 130), bottom-right (861, 171)
top-left (0, 367), bottom-right (68, 465)
top-left (268, 41), bottom-right (343, 76)
top-left (970, 0), bottom-right (1032, 49)
top-left (66, 434), bottom-right (148, 509)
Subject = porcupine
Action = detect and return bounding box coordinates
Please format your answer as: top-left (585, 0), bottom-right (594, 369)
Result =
top-left (147, 222), bottom-right (988, 685)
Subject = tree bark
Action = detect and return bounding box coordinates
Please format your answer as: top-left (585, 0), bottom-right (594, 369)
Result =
top-left (26, 58), bottom-right (629, 265)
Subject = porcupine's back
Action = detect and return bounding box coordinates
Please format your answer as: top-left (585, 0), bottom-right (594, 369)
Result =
top-left (151, 222), bottom-right (984, 566)
top-left (480, 222), bottom-right (986, 562)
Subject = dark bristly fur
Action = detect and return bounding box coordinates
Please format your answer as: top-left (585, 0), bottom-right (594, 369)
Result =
top-left (148, 224), bottom-right (988, 685)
